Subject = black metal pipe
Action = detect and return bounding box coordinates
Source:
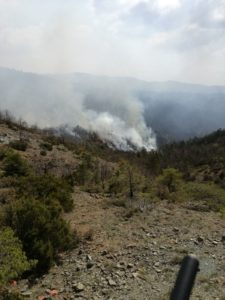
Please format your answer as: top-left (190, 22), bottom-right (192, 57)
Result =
top-left (170, 255), bottom-right (199, 300)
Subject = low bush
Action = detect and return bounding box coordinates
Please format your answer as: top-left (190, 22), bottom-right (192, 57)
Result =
top-left (39, 142), bottom-right (53, 151)
top-left (16, 174), bottom-right (74, 212)
top-left (0, 227), bottom-right (35, 285)
top-left (184, 182), bottom-right (225, 212)
top-left (5, 198), bottom-right (75, 273)
top-left (9, 140), bottom-right (28, 151)
top-left (108, 175), bottom-right (125, 196)
top-left (0, 147), bottom-right (8, 161)
top-left (3, 153), bottom-right (30, 177)
top-left (156, 168), bottom-right (182, 193)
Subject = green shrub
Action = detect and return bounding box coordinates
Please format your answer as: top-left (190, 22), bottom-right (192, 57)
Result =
top-left (3, 153), bottom-right (30, 177)
top-left (5, 198), bottom-right (75, 273)
top-left (0, 148), bottom-right (8, 161)
top-left (156, 185), bottom-right (170, 200)
top-left (9, 140), bottom-right (28, 151)
top-left (184, 182), bottom-right (225, 212)
top-left (108, 175), bottom-right (125, 196)
top-left (16, 175), bottom-right (73, 212)
top-left (0, 227), bottom-right (35, 285)
top-left (42, 136), bottom-right (61, 146)
top-left (74, 162), bottom-right (88, 185)
top-left (156, 168), bottom-right (182, 193)
top-left (39, 142), bottom-right (53, 151)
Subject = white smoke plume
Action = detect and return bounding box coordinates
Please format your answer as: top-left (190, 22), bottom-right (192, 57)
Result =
top-left (2, 69), bottom-right (225, 149)
top-left (81, 82), bottom-right (156, 150)
top-left (0, 69), bottom-right (156, 151)
top-left (85, 110), bottom-right (156, 151)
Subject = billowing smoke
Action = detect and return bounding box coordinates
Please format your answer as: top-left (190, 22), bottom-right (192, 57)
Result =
top-left (1, 68), bottom-right (225, 150)
top-left (81, 82), bottom-right (156, 150)
top-left (0, 68), bottom-right (156, 151)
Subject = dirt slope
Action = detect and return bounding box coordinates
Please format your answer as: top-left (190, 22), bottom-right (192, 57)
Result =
top-left (15, 189), bottom-right (225, 300)
top-left (1, 124), bottom-right (225, 299)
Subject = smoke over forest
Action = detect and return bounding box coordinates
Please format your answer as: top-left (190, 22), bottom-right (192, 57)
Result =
top-left (1, 68), bottom-right (225, 150)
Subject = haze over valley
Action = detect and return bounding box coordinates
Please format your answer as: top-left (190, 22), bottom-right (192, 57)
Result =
top-left (1, 67), bottom-right (225, 150)
top-left (1, 0), bottom-right (225, 150)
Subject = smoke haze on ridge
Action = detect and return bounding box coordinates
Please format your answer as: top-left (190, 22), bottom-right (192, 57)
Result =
top-left (1, 68), bottom-right (225, 150)
top-left (0, 0), bottom-right (225, 150)
top-left (0, 68), bottom-right (157, 150)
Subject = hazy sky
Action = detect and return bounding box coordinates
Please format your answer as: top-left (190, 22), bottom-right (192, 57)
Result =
top-left (0, 0), bottom-right (225, 85)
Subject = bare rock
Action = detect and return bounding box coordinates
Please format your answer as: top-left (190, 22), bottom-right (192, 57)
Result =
top-left (73, 283), bottom-right (85, 292)
top-left (108, 279), bottom-right (117, 287)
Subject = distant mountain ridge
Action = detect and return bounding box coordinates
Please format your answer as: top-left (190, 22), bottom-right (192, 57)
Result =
top-left (1, 67), bottom-right (225, 148)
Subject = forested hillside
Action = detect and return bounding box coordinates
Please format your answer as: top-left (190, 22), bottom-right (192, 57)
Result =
top-left (1, 112), bottom-right (225, 299)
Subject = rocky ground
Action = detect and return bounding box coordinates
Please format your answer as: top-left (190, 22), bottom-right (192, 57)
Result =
top-left (11, 188), bottom-right (225, 300)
